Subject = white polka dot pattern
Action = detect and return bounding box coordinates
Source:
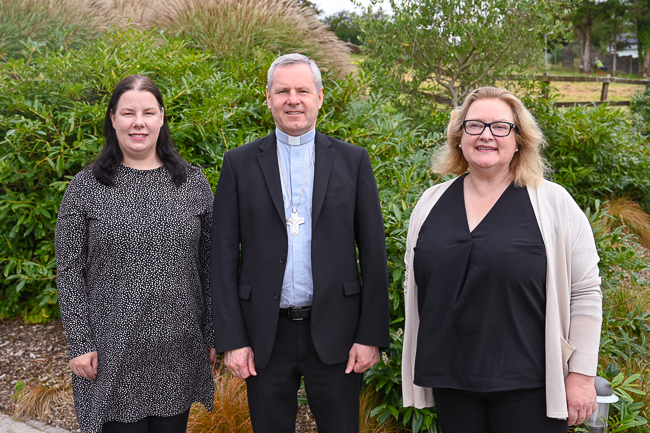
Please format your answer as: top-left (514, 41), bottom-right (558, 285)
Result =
top-left (55, 164), bottom-right (215, 433)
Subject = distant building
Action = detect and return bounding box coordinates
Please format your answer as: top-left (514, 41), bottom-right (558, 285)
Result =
top-left (608, 33), bottom-right (638, 58)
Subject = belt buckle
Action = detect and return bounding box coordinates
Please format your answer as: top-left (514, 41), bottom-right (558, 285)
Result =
top-left (288, 307), bottom-right (304, 321)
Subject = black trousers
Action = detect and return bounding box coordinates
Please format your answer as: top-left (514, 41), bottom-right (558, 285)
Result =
top-left (101, 408), bottom-right (190, 433)
top-left (246, 315), bottom-right (363, 433)
top-left (432, 387), bottom-right (568, 433)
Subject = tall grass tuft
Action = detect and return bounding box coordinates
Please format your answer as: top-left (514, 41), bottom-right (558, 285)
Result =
top-left (3, 0), bottom-right (353, 76)
top-left (359, 387), bottom-right (403, 433)
top-left (13, 382), bottom-right (74, 421)
top-left (605, 197), bottom-right (650, 250)
top-left (186, 363), bottom-right (403, 433)
top-left (187, 363), bottom-right (252, 433)
top-left (77, 0), bottom-right (353, 77)
top-left (0, 0), bottom-right (97, 58)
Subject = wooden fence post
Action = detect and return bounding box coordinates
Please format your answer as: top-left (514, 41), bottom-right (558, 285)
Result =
top-left (600, 74), bottom-right (611, 102)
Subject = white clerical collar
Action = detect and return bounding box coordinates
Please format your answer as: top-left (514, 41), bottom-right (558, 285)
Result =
top-left (276, 128), bottom-right (316, 146)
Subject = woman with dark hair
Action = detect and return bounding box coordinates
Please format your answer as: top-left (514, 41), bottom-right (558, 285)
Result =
top-left (55, 75), bottom-right (216, 433)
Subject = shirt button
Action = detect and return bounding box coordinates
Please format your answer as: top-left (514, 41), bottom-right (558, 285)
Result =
top-left (274, 292), bottom-right (280, 300)
top-left (280, 256), bottom-right (286, 264)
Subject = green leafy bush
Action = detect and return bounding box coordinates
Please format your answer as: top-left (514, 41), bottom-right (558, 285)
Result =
top-left (587, 203), bottom-right (650, 431)
top-left (631, 87), bottom-right (650, 136)
top-left (519, 82), bottom-right (650, 212)
top-left (0, 27), bottom-right (428, 318)
top-left (0, 29), bottom-right (290, 320)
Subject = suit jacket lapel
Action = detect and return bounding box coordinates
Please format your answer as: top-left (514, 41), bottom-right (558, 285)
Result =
top-left (312, 131), bottom-right (335, 227)
top-left (256, 132), bottom-right (286, 224)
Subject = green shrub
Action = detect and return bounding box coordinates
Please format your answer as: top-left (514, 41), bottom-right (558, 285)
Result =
top-left (519, 82), bottom-right (650, 212)
top-left (0, 29), bottom-right (280, 321)
top-left (0, 28), bottom-right (428, 321)
top-left (587, 203), bottom-right (650, 431)
top-left (630, 87), bottom-right (650, 136)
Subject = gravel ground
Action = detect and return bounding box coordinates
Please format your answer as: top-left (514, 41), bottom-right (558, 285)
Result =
top-left (0, 319), bottom-right (317, 432)
top-left (0, 320), bottom-right (78, 432)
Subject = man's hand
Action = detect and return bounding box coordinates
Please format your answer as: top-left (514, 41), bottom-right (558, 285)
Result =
top-left (207, 348), bottom-right (217, 363)
top-left (69, 351), bottom-right (98, 380)
top-left (224, 347), bottom-right (257, 379)
top-left (566, 372), bottom-right (597, 426)
top-left (345, 343), bottom-right (379, 374)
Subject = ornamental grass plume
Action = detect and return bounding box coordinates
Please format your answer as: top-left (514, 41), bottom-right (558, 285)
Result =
top-left (3, 0), bottom-right (353, 77)
top-left (186, 362), bottom-right (402, 433)
top-left (186, 362), bottom-right (252, 433)
top-left (13, 382), bottom-right (74, 421)
top-left (359, 387), bottom-right (403, 433)
top-left (604, 197), bottom-right (650, 250)
top-left (0, 0), bottom-right (97, 57)
top-left (85, 0), bottom-right (354, 77)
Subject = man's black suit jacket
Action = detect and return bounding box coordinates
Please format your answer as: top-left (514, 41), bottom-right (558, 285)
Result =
top-left (210, 131), bottom-right (390, 369)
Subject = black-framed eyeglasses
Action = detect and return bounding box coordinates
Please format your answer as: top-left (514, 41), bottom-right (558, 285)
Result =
top-left (462, 120), bottom-right (517, 137)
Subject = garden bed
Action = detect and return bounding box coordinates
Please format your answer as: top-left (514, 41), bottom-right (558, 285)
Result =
top-left (0, 320), bottom-right (317, 432)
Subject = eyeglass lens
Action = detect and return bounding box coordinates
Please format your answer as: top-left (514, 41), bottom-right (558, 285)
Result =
top-left (464, 121), bottom-right (513, 137)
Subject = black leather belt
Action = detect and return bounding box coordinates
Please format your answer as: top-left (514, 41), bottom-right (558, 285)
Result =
top-left (280, 306), bottom-right (312, 321)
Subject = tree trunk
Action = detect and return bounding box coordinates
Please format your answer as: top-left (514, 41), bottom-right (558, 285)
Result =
top-left (613, 18), bottom-right (618, 75)
top-left (450, 89), bottom-right (459, 108)
top-left (582, 24), bottom-right (593, 73)
top-left (577, 27), bottom-right (585, 71)
top-left (645, 46), bottom-right (650, 77)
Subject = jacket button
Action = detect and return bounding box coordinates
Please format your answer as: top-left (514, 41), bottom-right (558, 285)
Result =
top-left (274, 292), bottom-right (280, 300)
top-left (280, 256), bottom-right (286, 264)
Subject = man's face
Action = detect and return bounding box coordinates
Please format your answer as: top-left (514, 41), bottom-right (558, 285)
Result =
top-left (266, 63), bottom-right (323, 136)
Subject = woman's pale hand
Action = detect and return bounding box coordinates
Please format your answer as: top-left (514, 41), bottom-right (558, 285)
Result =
top-left (69, 351), bottom-right (98, 380)
top-left (207, 348), bottom-right (217, 363)
top-left (565, 372), bottom-right (597, 426)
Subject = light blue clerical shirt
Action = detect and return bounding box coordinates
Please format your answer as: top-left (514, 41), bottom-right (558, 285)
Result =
top-left (276, 128), bottom-right (315, 308)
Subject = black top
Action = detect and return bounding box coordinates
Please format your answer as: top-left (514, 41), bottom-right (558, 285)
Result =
top-left (413, 175), bottom-right (547, 391)
top-left (55, 165), bottom-right (215, 433)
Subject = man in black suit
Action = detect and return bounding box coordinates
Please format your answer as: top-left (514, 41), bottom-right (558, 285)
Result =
top-left (210, 53), bottom-right (389, 433)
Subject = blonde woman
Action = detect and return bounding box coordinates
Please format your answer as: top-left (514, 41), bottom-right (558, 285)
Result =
top-left (402, 87), bottom-right (602, 432)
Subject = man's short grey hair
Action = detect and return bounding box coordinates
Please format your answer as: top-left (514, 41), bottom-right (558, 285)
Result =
top-left (267, 53), bottom-right (323, 91)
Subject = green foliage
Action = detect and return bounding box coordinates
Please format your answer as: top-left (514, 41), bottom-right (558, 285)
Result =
top-left (0, 27), bottom-right (429, 321)
top-left (519, 82), bottom-right (650, 212)
top-left (0, 29), bottom-right (270, 321)
top-left (365, 129), bottom-right (444, 432)
top-left (630, 86), bottom-right (650, 136)
top-left (585, 203), bottom-right (650, 432)
top-left (323, 11), bottom-right (362, 45)
top-left (358, 0), bottom-right (573, 118)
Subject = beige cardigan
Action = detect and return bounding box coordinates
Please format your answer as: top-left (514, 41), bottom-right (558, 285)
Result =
top-left (401, 177), bottom-right (602, 419)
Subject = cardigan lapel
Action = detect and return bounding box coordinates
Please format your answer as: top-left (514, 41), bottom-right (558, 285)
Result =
top-left (256, 132), bottom-right (286, 224)
top-left (312, 131), bottom-right (335, 227)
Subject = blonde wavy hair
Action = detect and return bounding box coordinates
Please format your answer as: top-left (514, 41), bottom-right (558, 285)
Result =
top-left (432, 87), bottom-right (548, 187)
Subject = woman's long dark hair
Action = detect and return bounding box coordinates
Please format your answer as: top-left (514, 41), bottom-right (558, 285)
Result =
top-left (92, 75), bottom-right (188, 187)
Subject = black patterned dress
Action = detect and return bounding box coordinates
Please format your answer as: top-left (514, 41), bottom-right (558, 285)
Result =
top-left (55, 164), bottom-right (215, 433)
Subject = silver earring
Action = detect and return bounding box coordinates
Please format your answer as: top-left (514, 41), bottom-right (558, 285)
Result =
top-left (515, 148), bottom-right (519, 152)
top-left (458, 144), bottom-right (461, 148)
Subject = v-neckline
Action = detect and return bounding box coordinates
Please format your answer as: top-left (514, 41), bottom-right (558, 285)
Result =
top-left (462, 175), bottom-right (513, 235)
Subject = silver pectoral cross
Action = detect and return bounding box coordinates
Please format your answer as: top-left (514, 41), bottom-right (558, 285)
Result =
top-left (286, 210), bottom-right (305, 236)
